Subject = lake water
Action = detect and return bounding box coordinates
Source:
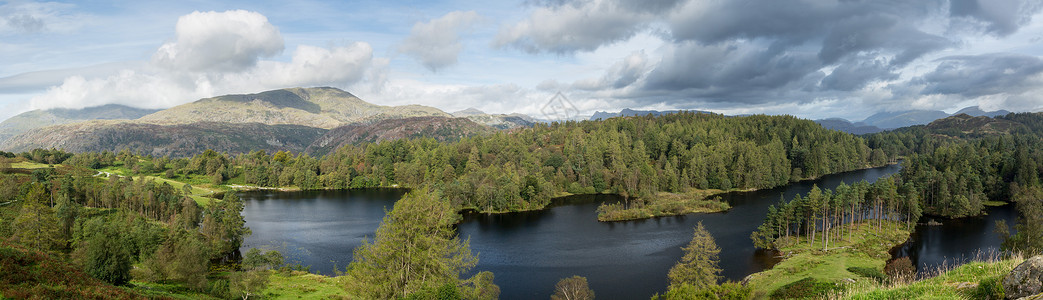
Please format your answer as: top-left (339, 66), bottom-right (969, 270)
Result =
top-left (240, 163), bottom-right (1016, 299)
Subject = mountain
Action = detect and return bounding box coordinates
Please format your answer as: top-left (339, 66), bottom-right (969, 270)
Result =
top-left (305, 116), bottom-right (495, 156)
top-left (590, 108), bottom-right (713, 120)
top-left (813, 118), bottom-right (883, 134)
top-left (451, 108), bottom-right (486, 117)
top-left (861, 110), bottom-right (951, 129)
top-left (923, 113), bottom-right (1025, 137)
top-left (450, 108), bottom-right (536, 129)
top-left (137, 87), bottom-right (449, 129)
top-left (954, 106), bottom-right (1011, 117)
top-left (0, 104), bottom-right (160, 145)
top-left (2, 120), bottom-right (327, 156)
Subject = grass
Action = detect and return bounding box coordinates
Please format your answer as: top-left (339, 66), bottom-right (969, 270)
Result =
top-left (839, 252), bottom-right (1024, 299)
top-left (263, 271), bottom-right (353, 299)
top-left (9, 161), bottom-right (57, 169)
top-left (98, 165), bottom-right (225, 206)
top-left (128, 281), bottom-right (218, 300)
top-left (745, 221), bottom-right (910, 299)
top-left (982, 200), bottom-right (1007, 207)
top-left (596, 189), bottom-right (730, 221)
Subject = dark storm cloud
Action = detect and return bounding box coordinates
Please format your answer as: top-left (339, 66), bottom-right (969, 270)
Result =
top-left (919, 53), bottom-right (1043, 97)
top-left (821, 56), bottom-right (898, 91)
top-left (950, 0), bottom-right (1043, 36)
top-left (641, 42), bottom-right (823, 102)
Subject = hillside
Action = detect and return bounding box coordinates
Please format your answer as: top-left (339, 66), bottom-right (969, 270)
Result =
top-left (137, 87), bottom-right (450, 129)
top-left (2, 120), bottom-right (327, 156)
top-left (814, 118), bottom-right (883, 134)
top-left (0, 104), bottom-right (160, 145)
top-left (924, 113), bottom-right (1025, 137)
top-left (305, 116), bottom-right (495, 156)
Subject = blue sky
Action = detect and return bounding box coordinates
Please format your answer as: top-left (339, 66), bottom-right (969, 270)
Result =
top-left (2, 0), bottom-right (1043, 122)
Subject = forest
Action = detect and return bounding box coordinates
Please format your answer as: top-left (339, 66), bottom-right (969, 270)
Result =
top-left (2, 112), bottom-right (1043, 299)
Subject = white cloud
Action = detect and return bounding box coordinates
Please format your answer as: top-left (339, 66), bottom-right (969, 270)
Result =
top-left (152, 10), bottom-right (284, 72)
top-left (494, 0), bottom-right (657, 53)
top-left (24, 10), bottom-right (376, 112)
top-left (399, 11), bottom-right (480, 71)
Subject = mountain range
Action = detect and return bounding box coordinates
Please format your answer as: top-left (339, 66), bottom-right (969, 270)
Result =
top-left (0, 87), bottom-right (531, 156)
top-left (814, 106), bottom-right (1012, 134)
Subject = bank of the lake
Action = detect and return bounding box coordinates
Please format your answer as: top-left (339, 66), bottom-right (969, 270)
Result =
top-left (241, 164), bottom-right (905, 299)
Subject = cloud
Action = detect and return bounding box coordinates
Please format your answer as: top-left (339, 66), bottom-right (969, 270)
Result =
top-left (0, 1), bottom-right (82, 34)
top-left (152, 10), bottom-right (284, 72)
top-left (573, 51), bottom-right (648, 90)
top-left (399, 11), bottom-right (480, 71)
top-left (918, 53), bottom-right (1043, 98)
top-left (494, 0), bottom-right (664, 53)
top-left (24, 10), bottom-right (375, 112)
top-left (950, 0), bottom-right (1043, 36)
top-left (6, 14), bottom-right (44, 33)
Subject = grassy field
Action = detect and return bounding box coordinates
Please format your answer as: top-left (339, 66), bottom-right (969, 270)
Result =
top-left (596, 189), bottom-right (730, 221)
top-left (9, 161), bottom-right (57, 169)
top-left (744, 221), bottom-right (910, 299)
top-left (840, 253), bottom-right (1024, 299)
top-left (263, 271), bottom-right (352, 299)
top-left (98, 165), bottom-right (225, 206)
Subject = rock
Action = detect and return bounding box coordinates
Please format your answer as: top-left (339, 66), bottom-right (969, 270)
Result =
top-left (1014, 292), bottom-right (1042, 300)
top-left (1005, 255), bottom-right (1043, 299)
top-left (955, 281), bottom-right (979, 290)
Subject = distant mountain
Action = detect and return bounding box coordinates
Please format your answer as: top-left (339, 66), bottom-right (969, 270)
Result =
top-left (590, 108), bottom-right (712, 120)
top-left (305, 116), bottom-right (495, 156)
top-left (813, 118), bottom-right (883, 135)
top-left (0, 104), bottom-right (160, 145)
top-left (954, 106), bottom-right (1011, 118)
top-left (2, 120), bottom-right (327, 156)
top-left (449, 107), bottom-right (536, 129)
top-left (451, 108), bottom-right (486, 117)
top-left (137, 87), bottom-right (449, 129)
top-left (861, 110), bottom-right (950, 129)
top-left (858, 106), bottom-right (1012, 129)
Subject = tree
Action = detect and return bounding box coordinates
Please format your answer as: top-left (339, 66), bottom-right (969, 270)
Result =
top-left (147, 228), bottom-right (209, 290)
top-left (347, 188), bottom-right (479, 299)
top-left (551, 275), bottom-right (595, 300)
top-left (0, 157), bottom-right (9, 173)
top-left (668, 222), bottom-right (722, 290)
top-left (11, 182), bottom-right (61, 252)
top-left (84, 221), bottom-right (132, 285)
top-left (201, 192), bottom-right (250, 259)
top-left (230, 269), bottom-right (269, 300)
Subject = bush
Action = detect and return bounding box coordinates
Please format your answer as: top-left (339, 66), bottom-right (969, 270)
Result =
top-left (884, 257), bottom-right (915, 280)
top-left (769, 277), bottom-right (842, 299)
top-left (846, 266), bottom-right (885, 283)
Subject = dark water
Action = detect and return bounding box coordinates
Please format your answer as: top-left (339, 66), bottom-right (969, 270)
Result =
top-left (895, 204), bottom-right (1017, 275)
top-left (239, 188), bottom-right (407, 273)
top-left (241, 164), bottom-right (1005, 299)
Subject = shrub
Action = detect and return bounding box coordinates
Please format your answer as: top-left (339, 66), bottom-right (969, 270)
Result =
top-left (884, 257), bottom-right (916, 280)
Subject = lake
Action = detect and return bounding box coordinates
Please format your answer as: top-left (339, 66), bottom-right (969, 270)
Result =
top-left (240, 163), bottom-right (1015, 299)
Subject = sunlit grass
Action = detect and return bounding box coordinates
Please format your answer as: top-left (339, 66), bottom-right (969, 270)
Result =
top-left (838, 252), bottom-right (1022, 299)
top-left (264, 271), bottom-right (353, 299)
top-left (745, 221), bottom-right (910, 298)
top-left (9, 161), bottom-right (56, 169)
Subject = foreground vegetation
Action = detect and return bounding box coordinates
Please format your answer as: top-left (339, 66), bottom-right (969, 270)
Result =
top-left (840, 253), bottom-right (1025, 299)
top-left (745, 221), bottom-right (909, 299)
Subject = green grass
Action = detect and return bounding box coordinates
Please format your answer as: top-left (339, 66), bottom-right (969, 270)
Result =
top-left (263, 271), bottom-right (353, 299)
top-left (9, 161), bottom-right (56, 169)
top-left (982, 200), bottom-right (1007, 207)
top-left (128, 281), bottom-right (219, 300)
top-left (745, 221), bottom-right (910, 299)
top-left (98, 165), bottom-right (225, 206)
top-left (840, 254), bottom-right (1023, 299)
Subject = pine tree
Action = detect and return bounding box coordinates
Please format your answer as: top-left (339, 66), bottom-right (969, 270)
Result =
top-left (668, 222), bottom-right (722, 290)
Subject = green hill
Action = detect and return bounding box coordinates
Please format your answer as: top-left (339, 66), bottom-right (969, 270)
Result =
top-left (136, 87), bottom-right (450, 129)
top-left (2, 120), bottom-right (327, 157)
top-left (0, 104), bottom-right (160, 145)
top-left (305, 116), bottom-right (495, 156)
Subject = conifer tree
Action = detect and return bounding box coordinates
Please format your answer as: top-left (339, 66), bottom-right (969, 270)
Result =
top-left (668, 222), bottom-right (722, 290)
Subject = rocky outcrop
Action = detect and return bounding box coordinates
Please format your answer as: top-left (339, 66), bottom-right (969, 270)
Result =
top-left (1005, 255), bottom-right (1043, 299)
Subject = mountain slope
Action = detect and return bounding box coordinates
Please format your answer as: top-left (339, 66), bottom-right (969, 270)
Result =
top-left (590, 108), bottom-right (713, 120)
top-left (306, 116), bottom-right (495, 156)
top-left (924, 113), bottom-right (1026, 137)
top-left (0, 104), bottom-right (160, 145)
top-left (137, 87), bottom-right (450, 129)
top-left (954, 106), bottom-right (1011, 117)
top-left (861, 110), bottom-right (950, 129)
top-left (2, 120), bottom-right (327, 156)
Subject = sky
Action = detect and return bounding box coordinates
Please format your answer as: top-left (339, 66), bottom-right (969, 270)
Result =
top-left (2, 0), bottom-right (1043, 123)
